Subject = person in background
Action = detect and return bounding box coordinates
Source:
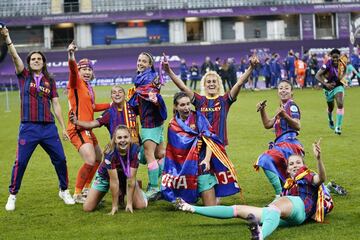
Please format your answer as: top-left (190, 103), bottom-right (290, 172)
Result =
top-left (200, 56), bottom-right (214, 76)
top-left (189, 62), bottom-right (201, 90)
top-left (179, 58), bottom-right (188, 86)
top-left (315, 48), bottom-right (347, 135)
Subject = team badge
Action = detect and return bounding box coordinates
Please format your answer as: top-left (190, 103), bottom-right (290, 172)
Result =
top-left (290, 105), bottom-right (298, 113)
top-left (105, 159), bottom-right (111, 165)
top-left (19, 139), bottom-right (26, 145)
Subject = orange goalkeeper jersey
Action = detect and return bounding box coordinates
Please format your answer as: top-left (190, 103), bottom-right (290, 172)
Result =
top-left (67, 59), bottom-right (110, 131)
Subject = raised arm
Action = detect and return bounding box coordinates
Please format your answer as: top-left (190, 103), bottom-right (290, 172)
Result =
top-left (125, 168), bottom-right (137, 213)
top-left (229, 55), bottom-right (259, 99)
top-left (108, 169), bottom-right (120, 215)
top-left (0, 27), bottom-right (24, 74)
top-left (312, 139), bottom-right (326, 186)
top-left (256, 100), bottom-right (275, 129)
top-left (52, 97), bottom-right (70, 140)
top-left (67, 41), bottom-right (79, 88)
top-left (162, 53), bottom-right (194, 99)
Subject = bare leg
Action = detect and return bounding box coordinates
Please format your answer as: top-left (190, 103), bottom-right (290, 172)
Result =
top-left (83, 188), bottom-right (106, 212)
top-left (201, 187), bottom-right (216, 206)
top-left (132, 184), bottom-right (148, 209)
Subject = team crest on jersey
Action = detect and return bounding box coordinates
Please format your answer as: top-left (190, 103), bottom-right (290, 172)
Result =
top-left (19, 139), bottom-right (26, 145)
top-left (104, 159), bottom-right (111, 165)
top-left (290, 105), bottom-right (298, 112)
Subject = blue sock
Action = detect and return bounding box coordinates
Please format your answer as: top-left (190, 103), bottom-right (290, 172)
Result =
top-left (193, 205), bottom-right (236, 219)
top-left (264, 170), bottom-right (282, 195)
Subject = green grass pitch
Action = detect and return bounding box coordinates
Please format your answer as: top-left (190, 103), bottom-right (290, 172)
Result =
top-left (0, 83), bottom-right (359, 239)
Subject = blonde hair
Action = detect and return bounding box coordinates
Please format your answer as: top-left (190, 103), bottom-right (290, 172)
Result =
top-left (200, 71), bottom-right (225, 96)
top-left (103, 125), bottom-right (131, 155)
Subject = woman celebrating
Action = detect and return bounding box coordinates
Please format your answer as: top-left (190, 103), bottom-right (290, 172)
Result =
top-left (83, 125), bottom-right (147, 214)
top-left (163, 54), bottom-right (258, 146)
top-left (316, 49), bottom-right (348, 135)
top-left (70, 85), bottom-right (139, 143)
top-left (162, 92), bottom-right (240, 206)
top-left (127, 52), bottom-right (167, 200)
top-left (175, 140), bottom-right (333, 240)
top-left (254, 80), bottom-right (304, 198)
top-left (2, 27), bottom-right (75, 211)
top-left (67, 41), bottom-right (110, 203)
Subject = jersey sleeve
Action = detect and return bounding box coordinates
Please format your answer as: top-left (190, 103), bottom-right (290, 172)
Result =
top-left (16, 68), bottom-right (29, 84)
top-left (50, 78), bottom-right (59, 99)
top-left (68, 59), bottom-right (80, 89)
top-left (97, 109), bottom-right (110, 127)
top-left (130, 144), bottom-right (140, 169)
top-left (104, 153), bottom-right (117, 171)
top-left (192, 92), bottom-right (204, 109)
top-left (289, 102), bottom-right (300, 120)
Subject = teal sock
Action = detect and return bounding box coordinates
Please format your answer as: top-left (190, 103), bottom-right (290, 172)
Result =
top-left (335, 109), bottom-right (344, 129)
top-left (148, 166), bottom-right (159, 188)
top-left (157, 159), bottom-right (164, 177)
top-left (261, 206), bottom-right (281, 238)
top-left (193, 205), bottom-right (236, 219)
top-left (264, 170), bottom-right (282, 195)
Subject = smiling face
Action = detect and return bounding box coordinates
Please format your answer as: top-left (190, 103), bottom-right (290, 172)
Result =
top-left (277, 81), bottom-right (293, 103)
top-left (174, 96), bottom-right (191, 121)
top-left (287, 155), bottom-right (304, 178)
top-left (29, 53), bottom-right (44, 74)
top-left (137, 53), bottom-right (152, 73)
top-left (79, 66), bottom-right (93, 82)
top-left (114, 128), bottom-right (131, 152)
top-left (111, 86), bottom-right (125, 106)
top-left (204, 73), bottom-right (220, 97)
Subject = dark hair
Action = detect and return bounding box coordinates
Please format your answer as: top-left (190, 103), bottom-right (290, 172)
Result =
top-left (139, 52), bottom-right (155, 71)
top-left (173, 91), bottom-right (190, 106)
top-left (278, 79), bottom-right (293, 90)
top-left (26, 51), bottom-right (52, 80)
top-left (330, 48), bottom-right (340, 56)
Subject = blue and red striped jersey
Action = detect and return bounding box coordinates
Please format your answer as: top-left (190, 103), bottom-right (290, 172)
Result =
top-left (274, 99), bottom-right (300, 138)
top-left (283, 167), bottom-right (318, 219)
top-left (17, 69), bottom-right (58, 123)
top-left (97, 143), bottom-right (139, 181)
top-left (138, 97), bottom-right (164, 128)
top-left (192, 92), bottom-right (235, 145)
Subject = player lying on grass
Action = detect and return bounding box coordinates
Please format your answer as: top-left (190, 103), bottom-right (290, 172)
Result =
top-left (175, 139), bottom-right (334, 240)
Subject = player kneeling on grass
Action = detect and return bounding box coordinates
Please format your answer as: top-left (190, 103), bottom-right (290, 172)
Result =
top-left (175, 139), bottom-right (334, 240)
top-left (83, 125), bottom-right (147, 215)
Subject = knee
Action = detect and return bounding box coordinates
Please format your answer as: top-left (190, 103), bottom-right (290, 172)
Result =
top-left (83, 203), bottom-right (95, 212)
top-left (155, 149), bottom-right (165, 160)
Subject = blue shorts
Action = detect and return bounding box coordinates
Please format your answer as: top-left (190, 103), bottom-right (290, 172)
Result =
top-left (198, 173), bottom-right (217, 193)
top-left (324, 85), bottom-right (345, 102)
top-left (91, 172), bottom-right (109, 193)
top-left (141, 125), bottom-right (164, 144)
